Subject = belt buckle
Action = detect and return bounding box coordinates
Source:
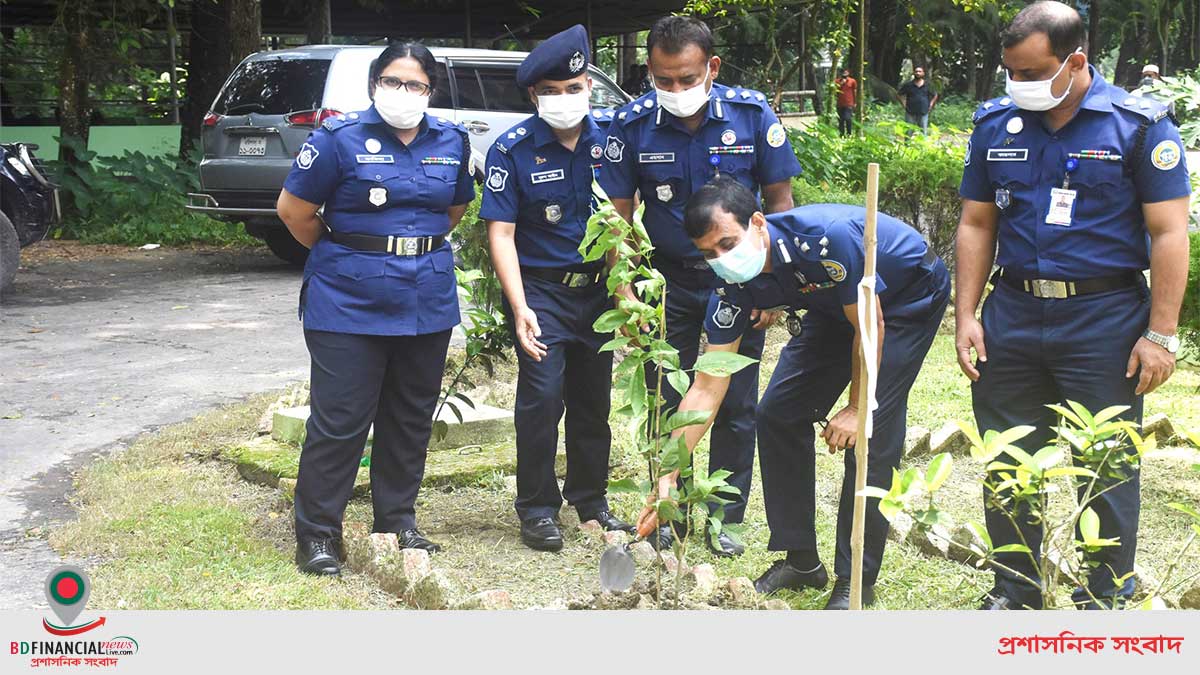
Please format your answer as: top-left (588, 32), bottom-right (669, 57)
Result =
top-left (400, 238), bottom-right (419, 256)
top-left (565, 272), bottom-right (590, 288)
top-left (1032, 279), bottom-right (1068, 299)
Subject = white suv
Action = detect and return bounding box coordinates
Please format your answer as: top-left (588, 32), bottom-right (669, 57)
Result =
top-left (189, 45), bottom-right (631, 265)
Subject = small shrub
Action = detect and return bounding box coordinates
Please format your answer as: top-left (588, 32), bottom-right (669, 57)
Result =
top-left (49, 137), bottom-right (258, 247)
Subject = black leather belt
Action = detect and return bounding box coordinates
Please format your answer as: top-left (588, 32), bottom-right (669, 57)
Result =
top-left (992, 268), bottom-right (1140, 299)
top-left (328, 231), bottom-right (445, 256)
top-left (521, 266), bottom-right (604, 288)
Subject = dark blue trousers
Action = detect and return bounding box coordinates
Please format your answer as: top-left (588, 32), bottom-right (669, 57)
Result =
top-left (294, 328), bottom-right (452, 541)
top-left (973, 281), bottom-right (1149, 608)
top-left (504, 276), bottom-right (613, 521)
top-left (757, 262), bottom-right (949, 585)
top-left (652, 265), bottom-right (765, 527)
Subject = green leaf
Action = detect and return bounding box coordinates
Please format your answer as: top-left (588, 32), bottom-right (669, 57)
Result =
top-left (1079, 507), bottom-right (1101, 542)
top-left (967, 521), bottom-right (992, 549)
top-left (666, 368), bottom-right (691, 397)
top-left (1167, 503), bottom-right (1200, 523)
top-left (693, 351), bottom-right (757, 377)
top-left (992, 544), bottom-right (1031, 554)
top-left (598, 336), bottom-right (631, 352)
top-left (924, 453), bottom-right (953, 492)
top-left (607, 478), bottom-right (644, 494)
top-left (662, 409), bottom-right (710, 434)
top-left (592, 309), bottom-right (628, 333)
top-left (877, 497), bottom-right (903, 520)
top-left (1044, 466), bottom-right (1097, 479)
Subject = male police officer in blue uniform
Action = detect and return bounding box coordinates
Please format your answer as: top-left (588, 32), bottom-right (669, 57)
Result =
top-left (481, 25), bottom-right (634, 552)
top-left (956, 2), bottom-right (1191, 609)
top-left (600, 16), bottom-right (802, 556)
top-left (635, 177), bottom-right (950, 608)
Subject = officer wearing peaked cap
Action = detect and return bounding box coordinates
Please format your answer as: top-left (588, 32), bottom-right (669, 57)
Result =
top-left (599, 15), bottom-right (802, 557)
top-left (957, 2), bottom-right (1191, 610)
top-left (480, 24), bottom-right (634, 552)
top-left (635, 177), bottom-right (950, 609)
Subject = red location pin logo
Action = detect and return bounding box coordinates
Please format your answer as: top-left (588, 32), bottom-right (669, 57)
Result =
top-left (44, 565), bottom-right (91, 626)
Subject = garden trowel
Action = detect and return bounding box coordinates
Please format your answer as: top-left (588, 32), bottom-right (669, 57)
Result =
top-left (598, 542), bottom-right (636, 593)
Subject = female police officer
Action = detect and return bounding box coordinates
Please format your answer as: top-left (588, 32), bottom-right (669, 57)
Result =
top-left (276, 43), bottom-right (475, 576)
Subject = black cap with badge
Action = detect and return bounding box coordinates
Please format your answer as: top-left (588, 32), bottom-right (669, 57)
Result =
top-left (516, 24), bottom-right (590, 87)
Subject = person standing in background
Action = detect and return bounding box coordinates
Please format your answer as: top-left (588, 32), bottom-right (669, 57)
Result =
top-left (898, 66), bottom-right (938, 134)
top-left (835, 68), bottom-right (857, 137)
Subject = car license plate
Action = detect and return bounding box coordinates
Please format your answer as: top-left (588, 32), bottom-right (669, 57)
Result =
top-left (238, 136), bottom-right (267, 156)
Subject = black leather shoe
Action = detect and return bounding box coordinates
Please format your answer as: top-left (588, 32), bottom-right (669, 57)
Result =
top-left (824, 577), bottom-right (875, 609)
top-left (399, 528), bottom-right (441, 553)
top-left (521, 517), bottom-right (564, 552)
top-left (583, 510), bottom-right (635, 534)
top-left (754, 559), bottom-right (829, 594)
top-left (649, 525), bottom-right (675, 551)
top-left (705, 530), bottom-right (745, 558)
top-left (979, 589), bottom-right (1038, 610)
top-left (296, 538), bottom-right (341, 576)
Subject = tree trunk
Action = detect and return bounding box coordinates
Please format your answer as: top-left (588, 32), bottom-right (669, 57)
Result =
top-left (964, 24), bottom-right (978, 100)
top-left (976, 30), bottom-right (1001, 101)
top-left (867, 0), bottom-right (906, 88)
top-left (228, 0), bottom-right (263, 71)
top-left (57, 0), bottom-right (91, 167)
top-left (306, 0), bottom-right (332, 44)
top-left (1087, 0), bottom-right (1101, 59)
top-left (179, 0), bottom-right (231, 159)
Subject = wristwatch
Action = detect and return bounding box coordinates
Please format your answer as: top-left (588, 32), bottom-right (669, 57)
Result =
top-left (1143, 329), bottom-right (1180, 354)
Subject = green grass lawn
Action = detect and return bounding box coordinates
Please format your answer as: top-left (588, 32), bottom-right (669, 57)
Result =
top-left (50, 325), bottom-right (1200, 610)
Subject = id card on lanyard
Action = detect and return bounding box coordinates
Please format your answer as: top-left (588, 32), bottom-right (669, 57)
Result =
top-left (1046, 156), bottom-right (1078, 227)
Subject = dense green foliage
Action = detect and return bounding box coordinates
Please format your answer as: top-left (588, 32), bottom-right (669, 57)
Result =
top-left (49, 136), bottom-right (257, 246)
top-left (789, 112), bottom-right (967, 265)
top-left (1182, 231), bottom-right (1200, 359)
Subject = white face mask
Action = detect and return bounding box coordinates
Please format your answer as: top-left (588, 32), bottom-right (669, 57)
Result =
top-left (654, 67), bottom-right (712, 118)
top-left (537, 90), bottom-right (591, 130)
top-left (373, 88), bottom-right (429, 129)
top-left (1005, 48), bottom-right (1081, 112)
top-left (706, 220), bottom-right (766, 284)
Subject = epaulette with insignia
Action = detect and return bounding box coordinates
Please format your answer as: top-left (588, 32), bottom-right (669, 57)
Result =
top-left (497, 121), bottom-right (534, 149)
top-left (589, 108), bottom-right (616, 129)
top-left (720, 86), bottom-right (769, 107)
top-left (1112, 90), bottom-right (1167, 122)
top-left (321, 113), bottom-right (358, 132)
top-left (972, 97), bottom-right (1013, 125)
top-left (617, 96), bottom-right (656, 125)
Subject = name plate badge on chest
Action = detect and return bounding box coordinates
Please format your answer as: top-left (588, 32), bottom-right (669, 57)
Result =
top-left (1045, 188), bottom-right (1076, 226)
top-left (638, 152), bottom-right (675, 163)
top-left (530, 169), bottom-right (565, 184)
top-left (369, 186), bottom-right (388, 207)
top-left (986, 148), bottom-right (1028, 162)
top-left (356, 154), bottom-right (395, 164)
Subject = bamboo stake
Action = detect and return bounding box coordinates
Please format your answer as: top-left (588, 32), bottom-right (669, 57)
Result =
top-left (849, 162), bottom-right (880, 610)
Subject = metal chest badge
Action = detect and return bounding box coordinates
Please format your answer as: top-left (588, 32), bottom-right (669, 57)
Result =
top-left (994, 188), bottom-right (1011, 210)
top-left (544, 203), bottom-right (563, 224)
top-left (368, 186), bottom-right (388, 207)
top-left (656, 184), bottom-right (673, 202)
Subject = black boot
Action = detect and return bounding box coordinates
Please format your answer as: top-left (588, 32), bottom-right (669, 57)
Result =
top-left (296, 538), bottom-right (341, 576)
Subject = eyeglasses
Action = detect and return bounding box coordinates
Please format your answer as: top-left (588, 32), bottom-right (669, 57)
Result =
top-left (376, 77), bottom-right (432, 95)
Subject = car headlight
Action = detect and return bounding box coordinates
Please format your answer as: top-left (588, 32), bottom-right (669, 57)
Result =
top-left (7, 156), bottom-right (29, 177)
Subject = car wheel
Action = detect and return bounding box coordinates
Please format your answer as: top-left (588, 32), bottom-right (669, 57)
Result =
top-left (262, 228), bottom-right (310, 267)
top-left (0, 211), bottom-right (20, 298)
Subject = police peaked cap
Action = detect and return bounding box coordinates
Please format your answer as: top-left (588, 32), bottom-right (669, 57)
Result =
top-left (516, 24), bottom-right (590, 87)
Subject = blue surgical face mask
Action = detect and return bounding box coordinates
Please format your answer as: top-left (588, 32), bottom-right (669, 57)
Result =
top-left (706, 220), bottom-right (766, 284)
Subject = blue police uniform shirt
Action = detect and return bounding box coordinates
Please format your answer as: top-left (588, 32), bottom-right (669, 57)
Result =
top-left (704, 205), bottom-right (935, 345)
top-left (599, 83), bottom-right (803, 263)
top-left (282, 105), bottom-right (475, 336)
top-left (478, 110), bottom-right (613, 269)
top-left (959, 66), bottom-right (1191, 281)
